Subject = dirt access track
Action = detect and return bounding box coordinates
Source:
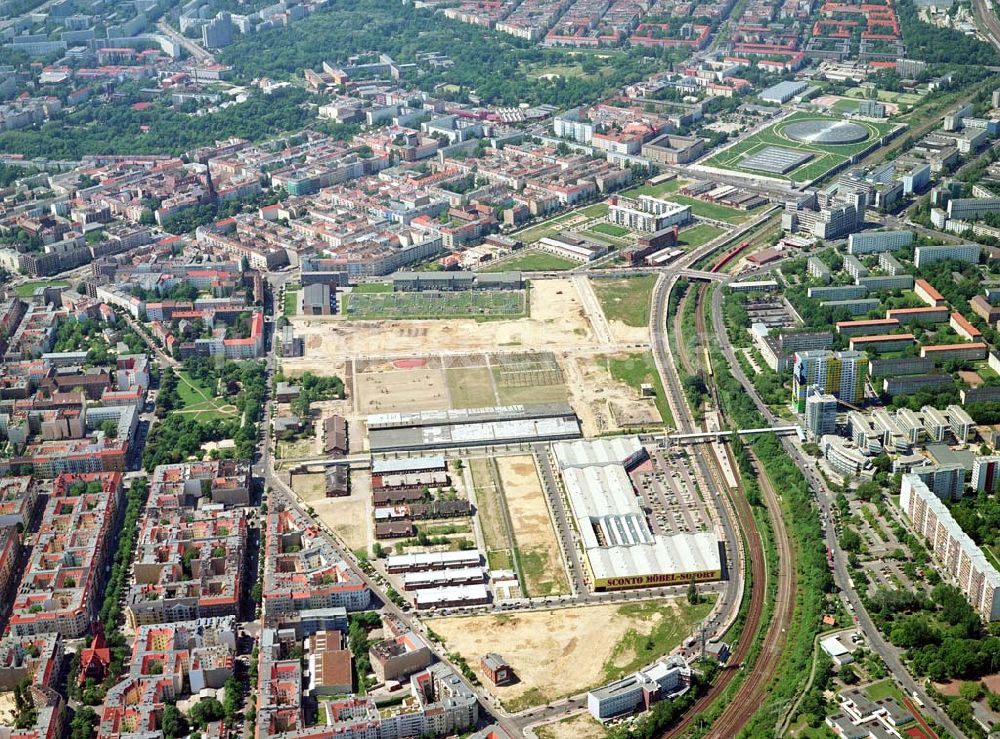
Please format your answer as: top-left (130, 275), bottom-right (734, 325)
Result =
top-left (284, 279), bottom-right (599, 363)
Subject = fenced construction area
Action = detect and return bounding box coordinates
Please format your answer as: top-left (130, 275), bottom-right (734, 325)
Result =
top-left (490, 352), bottom-right (568, 405)
top-left (345, 289), bottom-right (527, 319)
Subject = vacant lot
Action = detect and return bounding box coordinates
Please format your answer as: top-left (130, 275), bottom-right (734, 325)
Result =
top-left (428, 598), bottom-right (708, 710)
top-left (590, 275), bottom-right (656, 328)
top-left (445, 366), bottom-right (497, 408)
top-left (535, 713), bottom-right (608, 739)
top-left (285, 279), bottom-right (593, 361)
top-left (469, 458), bottom-right (515, 572)
top-left (622, 178), bottom-right (683, 199)
top-left (355, 357), bottom-right (451, 415)
top-left (497, 456), bottom-right (568, 597)
top-left (293, 470), bottom-right (371, 553)
top-left (678, 223), bottom-right (726, 247)
top-left (602, 352), bottom-right (672, 427)
top-left (561, 353), bottom-right (660, 435)
top-left (345, 290), bottom-right (527, 320)
top-left (277, 437), bottom-right (316, 459)
top-left (483, 250), bottom-right (577, 271)
top-left (491, 352), bottom-right (569, 406)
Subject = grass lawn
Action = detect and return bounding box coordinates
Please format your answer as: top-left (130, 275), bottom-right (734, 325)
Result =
top-left (591, 222), bottom-right (630, 237)
top-left (702, 111), bottom-right (896, 183)
top-left (483, 250), bottom-right (577, 272)
top-left (671, 194), bottom-right (759, 224)
top-left (590, 275), bottom-right (657, 327)
top-left (579, 202), bottom-right (609, 218)
top-left (529, 63), bottom-right (590, 78)
top-left (345, 290), bottom-right (526, 320)
top-left (173, 371), bottom-right (237, 422)
top-left (678, 223), bottom-right (726, 248)
top-left (601, 598), bottom-right (715, 682)
top-left (622, 178), bottom-right (684, 199)
top-left (282, 285), bottom-right (299, 316)
top-left (511, 213), bottom-right (577, 244)
top-left (832, 98), bottom-right (861, 114)
top-left (351, 283), bottom-right (393, 294)
top-left (843, 87), bottom-right (923, 106)
top-left (788, 722), bottom-right (838, 739)
top-left (865, 679), bottom-right (907, 703)
top-left (14, 280), bottom-right (69, 297)
top-left (487, 550), bottom-right (513, 570)
top-left (602, 352), bottom-right (674, 427)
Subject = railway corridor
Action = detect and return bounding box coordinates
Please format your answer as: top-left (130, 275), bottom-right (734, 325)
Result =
top-left (652, 275), bottom-right (798, 738)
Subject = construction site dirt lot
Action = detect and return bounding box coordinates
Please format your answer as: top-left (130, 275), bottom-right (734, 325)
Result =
top-left (560, 352), bottom-right (660, 436)
top-left (285, 279), bottom-right (594, 361)
top-left (534, 713), bottom-right (608, 739)
top-left (427, 600), bottom-right (691, 711)
top-left (496, 455), bottom-right (568, 597)
top-left (291, 471), bottom-right (372, 553)
top-left (353, 356), bottom-right (451, 415)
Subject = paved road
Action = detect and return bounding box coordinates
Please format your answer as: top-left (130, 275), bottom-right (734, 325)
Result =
top-left (707, 285), bottom-right (967, 739)
top-left (157, 19), bottom-right (217, 62)
top-left (119, 310), bottom-right (179, 368)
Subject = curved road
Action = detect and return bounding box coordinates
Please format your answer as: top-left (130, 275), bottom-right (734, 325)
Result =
top-left (652, 277), bottom-right (796, 738)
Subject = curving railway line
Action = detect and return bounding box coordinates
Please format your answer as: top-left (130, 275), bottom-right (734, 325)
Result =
top-left (651, 273), bottom-right (797, 738)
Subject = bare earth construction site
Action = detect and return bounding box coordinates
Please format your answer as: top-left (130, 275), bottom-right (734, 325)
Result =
top-left (278, 275), bottom-right (735, 714)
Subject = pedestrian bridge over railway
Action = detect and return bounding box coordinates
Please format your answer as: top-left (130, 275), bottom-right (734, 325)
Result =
top-left (660, 426), bottom-right (805, 443)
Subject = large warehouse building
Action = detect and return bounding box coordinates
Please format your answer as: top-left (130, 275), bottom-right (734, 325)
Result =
top-left (551, 437), bottom-right (722, 591)
top-left (366, 403), bottom-right (581, 452)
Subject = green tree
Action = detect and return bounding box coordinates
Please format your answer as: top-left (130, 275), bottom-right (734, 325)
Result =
top-left (161, 705), bottom-right (188, 739)
top-left (70, 707), bottom-right (99, 739)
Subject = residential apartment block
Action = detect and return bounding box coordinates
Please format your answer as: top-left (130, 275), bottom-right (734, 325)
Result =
top-left (125, 464), bottom-right (249, 628)
top-left (792, 350), bottom-right (868, 412)
top-left (9, 472), bottom-right (123, 638)
top-left (263, 503), bottom-right (371, 624)
top-left (901, 474), bottom-right (1000, 621)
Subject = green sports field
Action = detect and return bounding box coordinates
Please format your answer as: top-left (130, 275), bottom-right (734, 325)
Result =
top-left (701, 111), bottom-right (897, 183)
top-left (345, 289), bottom-right (527, 319)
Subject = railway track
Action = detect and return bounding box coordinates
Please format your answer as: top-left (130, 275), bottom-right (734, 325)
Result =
top-left (654, 275), bottom-right (796, 738)
top-left (650, 275), bottom-right (767, 738)
top-left (692, 281), bottom-right (797, 738)
top-left (705, 455), bottom-right (796, 738)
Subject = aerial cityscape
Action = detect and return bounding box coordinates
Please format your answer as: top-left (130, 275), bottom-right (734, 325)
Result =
top-left (4, 0), bottom-right (1000, 736)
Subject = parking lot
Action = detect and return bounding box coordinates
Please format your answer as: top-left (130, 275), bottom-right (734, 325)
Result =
top-left (633, 446), bottom-right (716, 537)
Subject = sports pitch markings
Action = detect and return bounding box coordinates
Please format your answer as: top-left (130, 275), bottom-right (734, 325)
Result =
top-left (702, 112), bottom-right (895, 182)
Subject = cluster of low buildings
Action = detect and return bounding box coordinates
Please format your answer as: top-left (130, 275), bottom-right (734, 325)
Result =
top-left (255, 508), bottom-right (481, 738)
top-left (370, 456), bottom-right (473, 544)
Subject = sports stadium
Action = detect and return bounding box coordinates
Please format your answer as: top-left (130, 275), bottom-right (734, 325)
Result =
top-left (699, 112), bottom-right (899, 183)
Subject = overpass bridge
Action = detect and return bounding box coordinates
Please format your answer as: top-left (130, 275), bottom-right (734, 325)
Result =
top-left (519, 266), bottom-right (726, 281)
top-left (655, 425), bottom-right (805, 443)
